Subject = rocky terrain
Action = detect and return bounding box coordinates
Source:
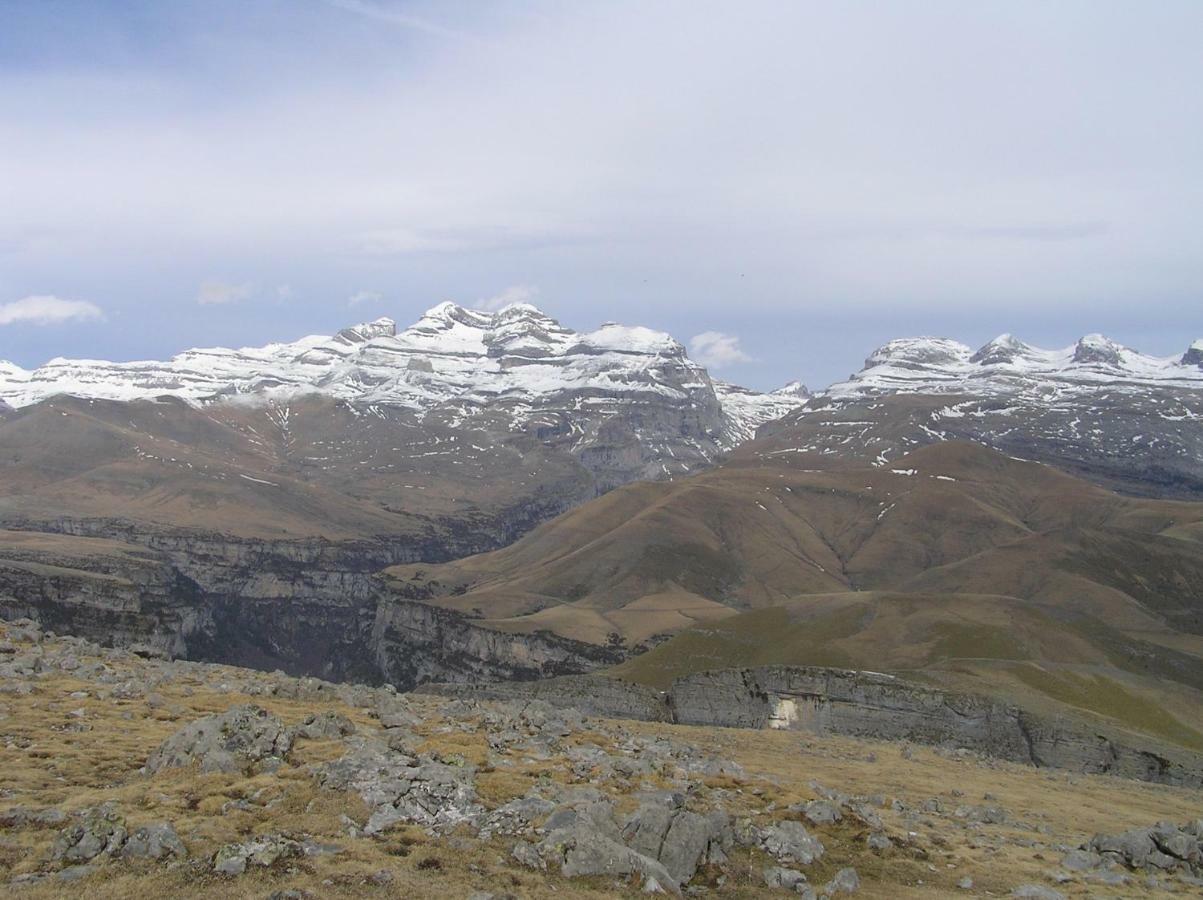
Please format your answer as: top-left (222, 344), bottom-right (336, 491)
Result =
top-left (3, 619), bottom-right (1202, 899)
top-left (768, 333), bottom-right (1203, 498)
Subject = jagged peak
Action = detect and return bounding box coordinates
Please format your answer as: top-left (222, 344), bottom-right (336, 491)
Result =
top-left (969, 333), bottom-right (1034, 365)
top-left (1182, 338), bottom-right (1203, 367)
top-left (1072, 333), bottom-right (1125, 365)
top-left (772, 380), bottom-right (811, 398)
top-left (335, 316), bottom-right (396, 344)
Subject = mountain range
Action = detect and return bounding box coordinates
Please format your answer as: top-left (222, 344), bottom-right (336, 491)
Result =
top-left (1, 308), bottom-right (1202, 764)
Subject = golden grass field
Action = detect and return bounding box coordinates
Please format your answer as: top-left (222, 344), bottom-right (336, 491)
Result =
top-left (1, 622), bottom-right (1200, 898)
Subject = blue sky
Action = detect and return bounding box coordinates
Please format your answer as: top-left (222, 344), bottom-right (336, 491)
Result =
top-left (1, 0), bottom-right (1201, 389)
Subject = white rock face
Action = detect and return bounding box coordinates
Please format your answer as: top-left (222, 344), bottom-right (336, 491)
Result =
top-left (828, 334), bottom-right (1203, 400)
top-left (0, 302), bottom-right (804, 450)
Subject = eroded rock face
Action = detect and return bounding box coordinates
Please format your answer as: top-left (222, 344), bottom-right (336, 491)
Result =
top-left (145, 704), bottom-right (293, 775)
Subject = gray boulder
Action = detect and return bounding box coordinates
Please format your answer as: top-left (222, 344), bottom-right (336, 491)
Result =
top-left (292, 711), bottom-right (356, 740)
top-left (122, 821), bottom-right (187, 861)
top-left (313, 739), bottom-right (482, 834)
top-left (51, 804), bottom-right (127, 863)
top-left (764, 865), bottom-right (808, 889)
top-left (760, 820), bottom-right (825, 866)
top-left (622, 797), bottom-right (732, 882)
top-left (801, 800), bottom-right (841, 826)
top-left (212, 834), bottom-right (303, 875)
top-left (145, 704), bottom-right (293, 775)
top-left (534, 803), bottom-right (680, 895)
top-left (824, 867), bottom-right (860, 895)
top-left (375, 694), bottom-right (422, 729)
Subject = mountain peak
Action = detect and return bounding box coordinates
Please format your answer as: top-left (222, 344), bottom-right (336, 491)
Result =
top-left (864, 337), bottom-right (971, 370)
top-left (970, 333), bottom-right (1033, 365)
top-left (1072, 333), bottom-right (1124, 366)
top-left (1182, 339), bottom-right (1203, 367)
top-left (772, 380), bottom-right (811, 398)
top-left (335, 316), bottom-right (396, 344)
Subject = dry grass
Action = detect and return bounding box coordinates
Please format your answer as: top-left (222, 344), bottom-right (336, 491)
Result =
top-left (1, 627), bottom-right (1199, 898)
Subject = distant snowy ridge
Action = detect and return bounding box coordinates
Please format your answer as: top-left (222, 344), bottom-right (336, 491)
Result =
top-left (0, 302), bottom-right (805, 448)
top-left (827, 333), bottom-right (1203, 399)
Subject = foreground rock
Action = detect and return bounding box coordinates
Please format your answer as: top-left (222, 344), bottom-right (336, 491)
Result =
top-left (145, 704), bottom-right (294, 775)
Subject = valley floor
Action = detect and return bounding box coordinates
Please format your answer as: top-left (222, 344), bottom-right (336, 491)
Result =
top-left (1, 620), bottom-right (1200, 899)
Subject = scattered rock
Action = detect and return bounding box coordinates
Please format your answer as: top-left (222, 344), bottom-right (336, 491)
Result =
top-left (212, 834), bottom-right (303, 876)
top-left (801, 800), bottom-right (841, 826)
top-left (292, 711), bottom-right (356, 740)
top-left (145, 704), bottom-right (293, 775)
top-left (51, 804), bottom-right (128, 863)
top-left (759, 820), bottom-right (824, 866)
top-left (622, 797), bottom-right (732, 882)
top-left (314, 739), bottom-right (483, 833)
top-left (122, 821), bottom-right (187, 861)
top-left (824, 867), bottom-right (860, 895)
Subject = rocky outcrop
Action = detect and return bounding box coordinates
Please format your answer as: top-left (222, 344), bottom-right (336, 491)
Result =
top-left (415, 672), bottom-right (668, 720)
top-left (422, 666), bottom-right (1203, 787)
top-left (669, 667), bottom-right (1203, 786)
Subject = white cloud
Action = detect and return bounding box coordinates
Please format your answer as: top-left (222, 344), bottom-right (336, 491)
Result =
top-left (197, 281), bottom-right (254, 305)
top-left (689, 331), bottom-right (752, 369)
top-left (348, 289), bottom-right (382, 307)
top-left (0, 295), bottom-right (104, 326)
top-left (476, 284), bottom-right (538, 312)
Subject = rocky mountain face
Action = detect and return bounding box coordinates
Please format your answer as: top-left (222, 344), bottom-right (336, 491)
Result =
top-left (773, 333), bottom-right (1203, 497)
top-left (0, 302), bottom-right (804, 486)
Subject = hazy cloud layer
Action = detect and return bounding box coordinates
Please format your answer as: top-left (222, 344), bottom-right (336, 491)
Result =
top-left (347, 290), bottom-right (383, 307)
top-left (197, 282), bottom-right (254, 306)
top-left (1, 0), bottom-right (1200, 387)
top-left (0, 295), bottom-right (103, 327)
top-left (477, 284), bottom-right (538, 312)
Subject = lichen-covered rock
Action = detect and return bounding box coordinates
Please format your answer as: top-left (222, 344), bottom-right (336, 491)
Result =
top-left (145, 704), bottom-right (293, 775)
top-left (759, 820), bottom-right (824, 866)
top-left (212, 834), bottom-right (303, 875)
top-left (292, 711), bottom-right (356, 740)
top-left (121, 821), bottom-right (187, 861)
top-left (313, 739), bottom-right (483, 833)
top-left (51, 804), bottom-right (127, 863)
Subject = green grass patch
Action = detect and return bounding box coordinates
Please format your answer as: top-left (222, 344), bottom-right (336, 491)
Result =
top-left (1010, 664), bottom-right (1203, 751)
top-left (927, 622), bottom-right (1030, 661)
top-left (608, 603), bottom-right (866, 689)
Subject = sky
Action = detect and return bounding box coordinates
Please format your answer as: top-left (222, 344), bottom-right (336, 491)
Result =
top-left (1, 0), bottom-right (1201, 390)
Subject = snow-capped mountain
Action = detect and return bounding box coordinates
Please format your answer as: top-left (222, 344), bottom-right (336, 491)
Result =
top-left (0, 302), bottom-right (807, 491)
top-left (0, 302), bottom-right (802, 444)
top-left (760, 332), bottom-right (1203, 498)
top-left (827, 333), bottom-right (1203, 399)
